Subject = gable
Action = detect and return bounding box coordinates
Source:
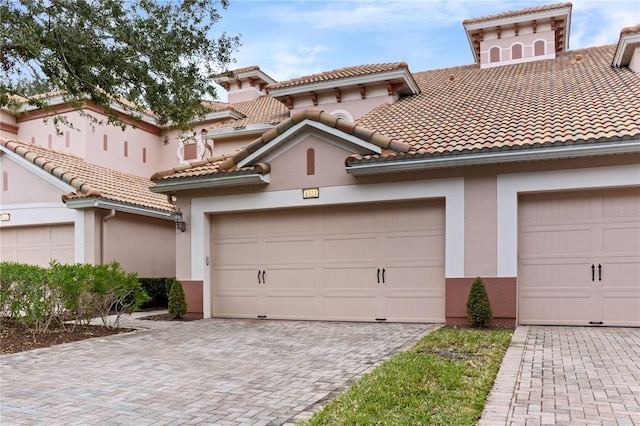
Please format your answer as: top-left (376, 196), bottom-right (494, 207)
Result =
top-left (266, 134), bottom-right (358, 192)
top-left (0, 155), bottom-right (69, 205)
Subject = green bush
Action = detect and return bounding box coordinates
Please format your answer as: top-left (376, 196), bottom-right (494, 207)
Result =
top-left (167, 278), bottom-right (187, 319)
top-left (466, 276), bottom-right (493, 328)
top-left (0, 261), bottom-right (149, 332)
top-left (139, 277), bottom-right (170, 308)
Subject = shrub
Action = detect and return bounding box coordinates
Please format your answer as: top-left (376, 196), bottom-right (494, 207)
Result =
top-left (168, 278), bottom-right (187, 319)
top-left (466, 277), bottom-right (493, 328)
top-left (139, 277), bottom-right (170, 308)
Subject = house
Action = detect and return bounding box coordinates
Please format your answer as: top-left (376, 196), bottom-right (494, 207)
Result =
top-left (2, 2), bottom-right (638, 326)
top-left (150, 2), bottom-right (640, 326)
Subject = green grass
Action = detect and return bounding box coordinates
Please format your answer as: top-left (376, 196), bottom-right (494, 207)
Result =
top-left (299, 327), bottom-right (512, 426)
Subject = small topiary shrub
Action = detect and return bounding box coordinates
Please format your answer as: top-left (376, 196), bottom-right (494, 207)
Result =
top-left (167, 279), bottom-right (187, 319)
top-left (466, 277), bottom-right (493, 328)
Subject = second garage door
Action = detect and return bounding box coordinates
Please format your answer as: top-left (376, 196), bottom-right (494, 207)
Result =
top-left (0, 224), bottom-right (75, 266)
top-left (518, 188), bottom-right (640, 326)
top-left (211, 200), bottom-right (445, 322)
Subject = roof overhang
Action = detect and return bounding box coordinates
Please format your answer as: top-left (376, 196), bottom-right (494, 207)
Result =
top-left (150, 172), bottom-right (270, 194)
top-left (63, 198), bottom-right (174, 220)
top-left (612, 29), bottom-right (640, 68)
top-left (267, 68), bottom-right (420, 98)
top-left (204, 123), bottom-right (275, 139)
top-left (346, 139), bottom-right (640, 176)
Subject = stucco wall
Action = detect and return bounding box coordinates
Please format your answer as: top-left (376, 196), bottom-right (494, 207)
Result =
top-left (1, 157), bottom-right (65, 204)
top-left (102, 211), bottom-right (176, 277)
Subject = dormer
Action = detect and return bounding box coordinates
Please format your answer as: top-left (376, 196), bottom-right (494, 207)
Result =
top-left (463, 2), bottom-right (572, 69)
top-left (214, 66), bottom-right (278, 103)
top-left (266, 63), bottom-right (420, 121)
top-left (612, 24), bottom-right (640, 73)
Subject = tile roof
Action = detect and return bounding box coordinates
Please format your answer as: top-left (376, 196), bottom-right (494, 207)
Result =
top-left (204, 96), bottom-right (289, 131)
top-left (267, 63), bottom-right (410, 90)
top-left (152, 110), bottom-right (410, 182)
top-left (462, 2), bottom-right (572, 25)
top-left (0, 137), bottom-right (173, 213)
top-left (353, 44), bottom-right (640, 163)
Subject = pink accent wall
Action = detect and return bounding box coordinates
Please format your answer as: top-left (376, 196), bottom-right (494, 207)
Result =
top-left (480, 30), bottom-right (555, 65)
top-left (1, 110), bottom-right (19, 137)
top-left (445, 277), bottom-right (516, 327)
top-left (180, 280), bottom-right (204, 318)
top-left (630, 46), bottom-right (640, 73)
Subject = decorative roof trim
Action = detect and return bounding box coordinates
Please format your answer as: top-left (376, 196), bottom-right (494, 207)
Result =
top-left (612, 26), bottom-right (640, 68)
top-left (150, 172), bottom-right (270, 194)
top-left (267, 68), bottom-right (420, 98)
top-left (204, 123), bottom-right (275, 139)
top-left (63, 198), bottom-right (174, 220)
top-left (345, 140), bottom-right (640, 176)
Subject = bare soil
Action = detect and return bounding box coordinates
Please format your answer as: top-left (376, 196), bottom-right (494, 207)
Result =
top-left (0, 313), bottom-right (197, 355)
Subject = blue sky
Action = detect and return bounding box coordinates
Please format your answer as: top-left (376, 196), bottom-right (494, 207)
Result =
top-left (212, 0), bottom-right (639, 98)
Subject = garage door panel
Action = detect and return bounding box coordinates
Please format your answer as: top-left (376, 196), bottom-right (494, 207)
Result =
top-left (520, 228), bottom-right (591, 255)
top-left (383, 202), bottom-right (445, 229)
top-left (265, 296), bottom-right (315, 319)
top-left (265, 211), bottom-right (314, 235)
top-left (384, 233), bottom-right (444, 259)
top-left (602, 227), bottom-right (640, 253)
top-left (519, 263), bottom-right (591, 288)
top-left (1, 225), bottom-right (74, 266)
top-left (599, 259), bottom-right (640, 288)
top-left (386, 295), bottom-right (444, 322)
top-left (322, 237), bottom-right (377, 260)
top-left (213, 214), bottom-right (259, 237)
top-left (603, 296), bottom-right (640, 325)
top-left (213, 269), bottom-right (259, 289)
top-left (322, 296), bottom-right (377, 320)
top-left (321, 208), bottom-right (377, 233)
top-left (323, 266), bottom-right (377, 289)
top-left (214, 296), bottom-right (259, 317)
top-left (264, 268), bottom-right (315, 289)
top-left (264, 239), bottom-right (316, 262)
top-left (384, 265), bottom-right (444, 289)
top-left (213, 242), bottom-right (259, 264)
top-left (519, 294), bottom-right (592, 324)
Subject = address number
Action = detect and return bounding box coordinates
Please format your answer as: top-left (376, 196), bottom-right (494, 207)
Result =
top-left (302, 188), bottom-right (319, 199)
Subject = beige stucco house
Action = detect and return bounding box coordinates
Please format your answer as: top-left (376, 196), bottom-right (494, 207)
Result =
top-left (151, 3), bottom-right (640, 326)
top-left (2, 2), bottom-right (638, 326)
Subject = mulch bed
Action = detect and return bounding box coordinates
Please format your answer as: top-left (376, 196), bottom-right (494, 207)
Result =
top-left (0, 312), bottom-right (199, 355)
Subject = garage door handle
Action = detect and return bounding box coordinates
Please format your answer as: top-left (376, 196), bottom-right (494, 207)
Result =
top-left (258, 270), bottom-right (261, 284)
top-left (262, 270), bottom-right (266, 284)
top-left (591, 264), bottom-right (595, 281)
top-left (382, 268), bottom-right (386, 283)
top-left (377, 268), bottom-right (380, 284)
top-left (598, 264), bottom-right (602, 281)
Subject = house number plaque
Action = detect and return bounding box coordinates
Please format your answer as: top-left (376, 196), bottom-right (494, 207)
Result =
top-left (302, 188), bottom-right (319, 199)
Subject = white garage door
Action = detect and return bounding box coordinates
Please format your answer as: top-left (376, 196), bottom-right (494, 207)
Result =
top-left (0, 224), bottom-right (75, 266)
top-left (211, 200), bottom-right (445, 322)
top-left (519, 188), bottom-right (640, 326)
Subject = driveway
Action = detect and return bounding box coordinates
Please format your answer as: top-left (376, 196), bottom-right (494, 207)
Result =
top-left (480, 326), bottom-right (640, 425)
top-left (0, 314), bottom-right (437, 425)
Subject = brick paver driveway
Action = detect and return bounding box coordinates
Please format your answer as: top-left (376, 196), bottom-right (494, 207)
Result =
top-left (481, 326), bottom-right (640, 426)
top-left (0, 315), bottom-right (437, 425)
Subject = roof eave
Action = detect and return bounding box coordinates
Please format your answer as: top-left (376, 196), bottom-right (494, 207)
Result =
top-left (346, 140), bottom-right (640, 176)
top-left (150, 173), bottom-right (270, 194)
top-left (64, 198), bottom-right (174, 220)
top-left (612, 32), bottom-right (640, 67)
top-left (268, 69), bottom-right (420, 98)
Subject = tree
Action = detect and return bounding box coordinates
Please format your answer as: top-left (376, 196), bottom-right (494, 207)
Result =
top-left (466, 277), bottom-right (493, 328)
top-left (168, 278), bottom-right (187, 320)
top-left (0, 0), bottom-right (240, 137)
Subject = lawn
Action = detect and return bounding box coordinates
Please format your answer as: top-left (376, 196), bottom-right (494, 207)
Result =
top-left (299, 327), bottom-right (512, 426)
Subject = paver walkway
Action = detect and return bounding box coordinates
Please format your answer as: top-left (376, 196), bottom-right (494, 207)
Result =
top-left (0, 314), bottom-right (437, 425)
top-left (480, 326), bottom-right (640, 426)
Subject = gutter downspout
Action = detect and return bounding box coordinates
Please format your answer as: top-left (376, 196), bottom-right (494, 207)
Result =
top-left (100, 209), bottom-right (116, 264)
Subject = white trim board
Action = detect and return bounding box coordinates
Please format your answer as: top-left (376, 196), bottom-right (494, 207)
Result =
top-left (191, 178), bottom-right (465, 318)
top-left (496, 164), bottom-right (640, 277)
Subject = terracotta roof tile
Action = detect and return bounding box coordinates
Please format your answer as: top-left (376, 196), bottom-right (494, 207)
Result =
top-left (204, 96), bottom-right (289, 131)
top-left (354, 45), bottom-right (640, 163)
top-left (462, 2), bottom-right (572, 25)
top-left (0, 138), bottom-right (173, 212)
top-left (267, 63), bottom-right (409, 90)
top-left (153, 110), bottom-right (410, 181)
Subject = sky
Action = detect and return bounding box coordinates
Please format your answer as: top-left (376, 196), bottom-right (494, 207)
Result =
top-left (211, 0), bottom-right (639, 100)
